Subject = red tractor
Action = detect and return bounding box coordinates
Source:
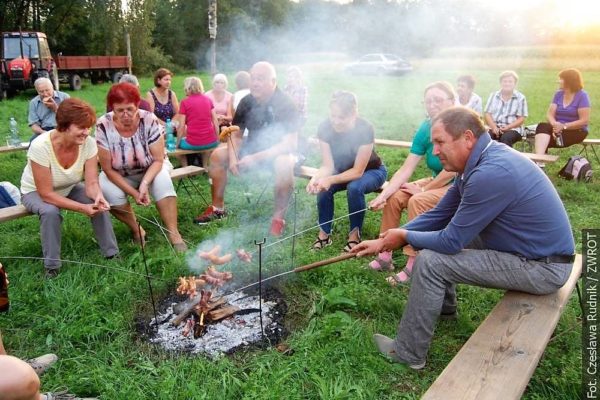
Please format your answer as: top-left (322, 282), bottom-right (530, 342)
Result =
top-left (0, 31), bottom-right (130, 100)
top-left (0, 31), bottom-right (58, 99)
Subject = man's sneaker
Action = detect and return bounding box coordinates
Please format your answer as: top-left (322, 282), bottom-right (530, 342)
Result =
top-left (193, 206), bottom-right (226, 225)
top-left (372, 334), bottom-right (426, 370)
top-left (44, 390), bottom-right (97, 400)
top-left (270, 218), bottom-right (286, 237)
top-left (26, 353), bottom-right (58, 376)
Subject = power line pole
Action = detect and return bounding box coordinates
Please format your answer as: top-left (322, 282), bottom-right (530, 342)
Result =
top-left (208, 0), bottom-right (217, 75)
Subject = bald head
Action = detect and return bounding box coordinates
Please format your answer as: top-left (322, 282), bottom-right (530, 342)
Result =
top-left (250, 61), bottom-right (277, 103)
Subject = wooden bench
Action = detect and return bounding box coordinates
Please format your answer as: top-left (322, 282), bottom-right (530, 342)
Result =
top-left (0, 143), bottom-right (29, 154)
top-left (0, 204), bottom-right (31, 223)
top-left (373, 137), bottom-right (559, 165)
top-left (0, 166), bottom-right (206, 224)
top-left (423, 255), bottom-right (582, 400)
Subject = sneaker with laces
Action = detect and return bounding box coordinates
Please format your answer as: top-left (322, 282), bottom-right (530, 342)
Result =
top-left (44, 390), bottom-right (97, 400)
top-left (270, 218), bottom-right (286, 237)
top-left (193, 206), bottom-right (227, 225)
top-left (26, 353), bottom-right (58, 376)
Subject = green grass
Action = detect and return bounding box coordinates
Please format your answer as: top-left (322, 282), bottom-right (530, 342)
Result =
top-left (0, 60), bottom-right (595, 399)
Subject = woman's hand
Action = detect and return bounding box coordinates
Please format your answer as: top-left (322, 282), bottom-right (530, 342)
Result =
top-left (551, 121), bottom-right (563, 134)
top-left (136, 181), bottom-right (151, 206)
top-left (306, 177), bottom-right (319, 194)
top-left (400, 182), bottom-right (422, 196)
top-left (94, 193), bottom-right (111, 212)
top-left (312, 177), bottom-right (332, 193)
top-left (369, 193), bottom-right (387, 211)
top-left (80, 203), bottom-right (104, 218)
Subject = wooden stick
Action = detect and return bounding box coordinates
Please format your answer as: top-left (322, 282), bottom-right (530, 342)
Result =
top-left (293, 253), bottom-right (356, 273)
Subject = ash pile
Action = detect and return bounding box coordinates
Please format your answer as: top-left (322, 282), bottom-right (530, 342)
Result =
top-left (145, 246), bottom-right (287, 358)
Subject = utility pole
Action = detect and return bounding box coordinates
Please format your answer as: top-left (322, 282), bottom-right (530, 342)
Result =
top-left (208, 0), bottom-right (217, 75)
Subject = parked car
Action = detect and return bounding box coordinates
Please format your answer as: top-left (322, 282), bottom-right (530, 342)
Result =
top-left (344, 53), bottom-right (412, 75)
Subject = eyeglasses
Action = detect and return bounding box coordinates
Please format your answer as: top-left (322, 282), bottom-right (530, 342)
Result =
top-left (423, 97), bottom-right (452, 106)
top-left (113, 106), bottom-right (137, 115)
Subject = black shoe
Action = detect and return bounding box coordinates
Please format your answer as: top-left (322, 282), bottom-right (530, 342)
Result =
top-left (44, 268), bottom-right (60, 279)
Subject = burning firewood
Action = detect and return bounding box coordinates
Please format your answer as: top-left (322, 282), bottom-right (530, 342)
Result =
top-left (236, 249), bottom-right (252, 263)
top-left (182, 318), bottom-right (194, 337)
top-left (176, 276), bottom-right (207, 298)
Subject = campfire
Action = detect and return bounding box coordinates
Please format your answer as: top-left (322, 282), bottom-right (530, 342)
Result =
top-left (144, 245), bottom-right (286, 357)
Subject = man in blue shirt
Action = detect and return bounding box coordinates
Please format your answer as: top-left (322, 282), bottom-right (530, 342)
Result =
top-left (27, 77), bottom-right (70, 140)
top-left (352, 106), bottom-right (574, 369)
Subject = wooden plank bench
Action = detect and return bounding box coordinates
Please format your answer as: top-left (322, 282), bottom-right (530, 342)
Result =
top-left (0, 166), bottom-right (206, 224)
top-left (0, 143), bottom-right (29, 154)
top-left (422, 254), bottom-right (582, 400)
top-left (373, 137), bottom-right (559, 165)
top-left (0, 204), bottom-right (31, 223)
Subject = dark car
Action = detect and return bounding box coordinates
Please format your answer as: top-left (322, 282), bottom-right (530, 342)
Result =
top-left (344, 53), bottom-right (412, 75)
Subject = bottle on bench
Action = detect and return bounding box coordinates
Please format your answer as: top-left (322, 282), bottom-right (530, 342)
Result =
top-left (165, 118), bottom-right (176, 152)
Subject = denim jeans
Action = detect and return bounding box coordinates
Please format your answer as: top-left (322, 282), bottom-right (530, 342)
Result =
top-left (317, 164), bottom-right (387, 235)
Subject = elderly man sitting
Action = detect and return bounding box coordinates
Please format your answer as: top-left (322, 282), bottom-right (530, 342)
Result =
top-left (27, 77), bottom-right (70, 141)
top-left (194, 61), bottom-right (301, 237)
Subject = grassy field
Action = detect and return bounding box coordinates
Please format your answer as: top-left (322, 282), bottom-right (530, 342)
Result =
top-left (0, 61), bottom-right (597, 399)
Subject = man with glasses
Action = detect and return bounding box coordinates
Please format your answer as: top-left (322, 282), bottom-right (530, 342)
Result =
top-left (195, 61), bottom-right (301, 237)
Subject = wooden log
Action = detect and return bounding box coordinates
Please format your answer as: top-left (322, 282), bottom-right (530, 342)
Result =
top-left (172, 295), bottom-right (224, 326)
top-left (208, 305), bottom-right (240, 321)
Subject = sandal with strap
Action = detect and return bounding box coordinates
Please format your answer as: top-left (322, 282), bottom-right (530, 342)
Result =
top-left (311, 235), bottom-right (332, 250)
top-left (343, 240), bottom-right (361, 253)
top-left (368, 251), bottom-right (394, 271)
top-left (386, 256), bottom-right (415, 286)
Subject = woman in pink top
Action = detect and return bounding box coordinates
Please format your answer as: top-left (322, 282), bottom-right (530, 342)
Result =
top-left (176, 77), bottom-right (219, 150)
top-left (205, 73), bottom-right (233, 128)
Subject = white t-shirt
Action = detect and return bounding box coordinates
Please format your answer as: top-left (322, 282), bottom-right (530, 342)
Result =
top-left (20, 131), bottom-right (98, 196)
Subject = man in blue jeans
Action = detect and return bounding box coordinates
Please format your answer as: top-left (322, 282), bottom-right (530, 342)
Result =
top-left (352, 106), bottom-right (574, 369)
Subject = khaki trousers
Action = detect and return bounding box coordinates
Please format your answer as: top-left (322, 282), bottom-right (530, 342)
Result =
top-left (379, 177), bottom-right (451, 256)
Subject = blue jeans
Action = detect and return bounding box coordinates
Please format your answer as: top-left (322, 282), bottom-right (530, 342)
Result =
top-left (317, 165), bottom-right (387, 235)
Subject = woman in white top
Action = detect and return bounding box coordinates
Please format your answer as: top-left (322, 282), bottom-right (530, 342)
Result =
top-left (20, 99), bottom-right (119, 278)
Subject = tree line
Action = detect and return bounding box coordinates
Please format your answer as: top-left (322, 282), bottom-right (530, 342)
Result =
top-left (1, 0), bottom-right (597, 74)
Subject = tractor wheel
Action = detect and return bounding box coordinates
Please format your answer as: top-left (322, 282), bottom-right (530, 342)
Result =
top-left (69, 74), bottom-right (82, 91)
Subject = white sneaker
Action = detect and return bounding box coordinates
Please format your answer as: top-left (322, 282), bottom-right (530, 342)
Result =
top-left (26, 353), bottom-right (58, 376)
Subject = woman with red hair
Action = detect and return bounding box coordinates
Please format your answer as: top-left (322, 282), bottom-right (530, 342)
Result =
top-left (20, 98), bottom-right (119, 278)
top-left (97, 83), bottom-right (187, 252)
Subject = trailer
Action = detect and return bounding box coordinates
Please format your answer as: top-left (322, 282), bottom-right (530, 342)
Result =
top-left (0, 31), bottom-right (131, 98)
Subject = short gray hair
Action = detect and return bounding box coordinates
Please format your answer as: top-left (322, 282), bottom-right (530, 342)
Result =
top-left (119, 74), bottom-right (140, 87)
top-left (432, 106), bottom-right (486, 139)
top-left (184, 76), bottom-right (204, 94)
top-left (34, 77), bottom-right (52, 89)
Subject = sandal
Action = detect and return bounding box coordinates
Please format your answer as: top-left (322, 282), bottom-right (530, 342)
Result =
top-left (368, 251), bottom-right (394, 271)
top-left (386, 256), bottom-right (415, 286)
top-left (311, 235), bottom-right (332, 250)
top-left (343, 240), bottom-right (361, 253)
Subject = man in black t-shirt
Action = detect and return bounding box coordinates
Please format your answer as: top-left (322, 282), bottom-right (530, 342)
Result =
top-left (194, 61), bottom-right (301, 236)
